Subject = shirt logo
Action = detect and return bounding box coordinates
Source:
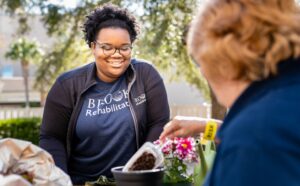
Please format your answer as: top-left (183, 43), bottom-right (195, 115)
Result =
top-left (134, 93), bottom-right (146, 106)
top-left (85, 89), bottom-right (129, 116)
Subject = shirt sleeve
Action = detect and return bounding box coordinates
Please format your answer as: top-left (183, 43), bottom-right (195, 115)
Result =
top-left (144, 65), bottom-right (170, 142)
top-left (39, 78), bottom-right (73, 173)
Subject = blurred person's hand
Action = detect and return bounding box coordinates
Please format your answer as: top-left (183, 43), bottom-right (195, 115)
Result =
top-left (159, 116), bottom-right (222, 140)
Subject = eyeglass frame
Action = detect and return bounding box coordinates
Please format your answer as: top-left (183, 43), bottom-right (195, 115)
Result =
top-left (94, 41), bottom-right (133, 57)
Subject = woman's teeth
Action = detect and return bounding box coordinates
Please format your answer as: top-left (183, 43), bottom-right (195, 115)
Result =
top-left (109, 61), bottom-right (122, 64)
top-left (108, 60), bottom-right (123, 67)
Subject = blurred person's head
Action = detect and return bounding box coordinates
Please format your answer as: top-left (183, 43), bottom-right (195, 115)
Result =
top-left (188, 0), bottom-right (300, 107)
top-left (82, 4), bottom-right (140, 82)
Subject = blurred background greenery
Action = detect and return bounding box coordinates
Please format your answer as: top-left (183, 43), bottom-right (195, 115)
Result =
top-left (4, 0), bottom-right (275, 120)
top-left (1, 0), bottom-right (300, 143)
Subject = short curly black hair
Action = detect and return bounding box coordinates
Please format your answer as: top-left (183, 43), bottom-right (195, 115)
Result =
top-left (82, 4), bottom-right (139, 48)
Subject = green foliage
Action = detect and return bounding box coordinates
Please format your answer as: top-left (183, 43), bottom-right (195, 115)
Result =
top-left (0, 0), bottom-right (24, 12)
top-left (5, 37), bottom-right (44, 108)
top-left (1, 0), bottom-right (210, 101)
top-left (3, 0), bottom-right (123, 93)
top-left (20, 101), bottom-right (41, 107)
top-left (164, 157), bottom-right (193, 183)
top-left (34, 38), bottom-right (91, 92)
top-left (5, 37), bottom-right (43, 64)
top-left (0, 0), bottom-right (42, 34)
top-left (85, 176), bottom-right (116, 186)
top-left (136, 0), bottom-right (210, 100)
top-left (0, 117), bottom-right (41, 145)
top-left (34, 0), bottom-right (122, 92)
top-left (0, 0), bottom-right (40, 13)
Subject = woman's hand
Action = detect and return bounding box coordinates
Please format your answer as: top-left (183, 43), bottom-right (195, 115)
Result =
top-left (159, 116), bottom-right (222, 140)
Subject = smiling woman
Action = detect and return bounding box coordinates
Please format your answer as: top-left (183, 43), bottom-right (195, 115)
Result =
top-left (39, 4), bottom-right (170, 185)
top-left (92, 28), bottom-right (132, 82)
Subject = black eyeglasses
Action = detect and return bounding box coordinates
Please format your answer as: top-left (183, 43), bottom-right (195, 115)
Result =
top-left (94, 41), bottom-right (132, 57)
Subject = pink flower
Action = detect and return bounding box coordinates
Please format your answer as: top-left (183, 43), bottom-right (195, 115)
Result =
top-left (153, 140), bottom-right (161, 146)
top-left (154, 138), bottom-right (198, 162)
top-left (174, 137), bottom-right (194, 160)
top-left (153, 137), bottom-right (199, 182)
top-left (162, 141), bottom-right (173, 156)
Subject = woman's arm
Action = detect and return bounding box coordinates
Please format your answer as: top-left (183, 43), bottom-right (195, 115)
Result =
top-left (159, 116), bottom-right (222, 140)
top-left (144, 65), bottom-right (170, 142)
top-left (39, 79), bottom-right (73, 173)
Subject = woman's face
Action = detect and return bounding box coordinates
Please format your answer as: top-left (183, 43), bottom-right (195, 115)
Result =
top-left (92, 27), bottom-right (132, 82)
top-left (196, 60), bottom-right (225, 105)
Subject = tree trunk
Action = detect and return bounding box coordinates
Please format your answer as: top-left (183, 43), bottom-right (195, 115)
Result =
top-left (22, 61), bottom-right (30, 108)
top-left (40, 88), bottom-right (47, 107)
top-left (209, 87), bottom-right (227, 120)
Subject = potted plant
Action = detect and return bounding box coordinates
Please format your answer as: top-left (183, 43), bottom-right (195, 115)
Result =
top-left (154, 137), bottom-right (217, 186)
top-left (154, 137), bottom-right (199, 186)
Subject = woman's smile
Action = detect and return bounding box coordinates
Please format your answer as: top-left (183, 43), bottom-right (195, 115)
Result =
top-left (106, 59), bottom-right (125, 68)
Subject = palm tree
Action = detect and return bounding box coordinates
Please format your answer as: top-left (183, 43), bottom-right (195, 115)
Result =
top-left (5, 38), bottom-right (43, 108)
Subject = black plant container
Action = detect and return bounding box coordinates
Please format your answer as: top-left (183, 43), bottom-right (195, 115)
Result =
top-left (111, 166), bottom-right (164, 186)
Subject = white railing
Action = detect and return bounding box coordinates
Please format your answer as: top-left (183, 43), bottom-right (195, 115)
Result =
top-left (170, 104), bottom-right (208, 118)
top-left (0, 105), bottom-right (210, 120)
top-left (0, 107), bottom-right (44, 120)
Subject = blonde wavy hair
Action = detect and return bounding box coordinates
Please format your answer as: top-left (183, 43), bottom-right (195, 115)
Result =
top-left (188, 0), bottom-right (300, 81)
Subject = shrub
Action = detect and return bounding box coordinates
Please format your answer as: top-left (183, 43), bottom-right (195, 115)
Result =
top-left (0, 117), bottom-right (41, 145)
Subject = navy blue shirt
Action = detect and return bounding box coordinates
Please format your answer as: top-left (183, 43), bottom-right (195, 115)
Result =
top-left (205, 58), bottom-right (300, 186)
top-left (69, 75), bottom-right (136, 184)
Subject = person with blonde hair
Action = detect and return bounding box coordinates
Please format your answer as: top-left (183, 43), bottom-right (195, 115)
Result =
top-left (161, 0), bottom-right (300, 185)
